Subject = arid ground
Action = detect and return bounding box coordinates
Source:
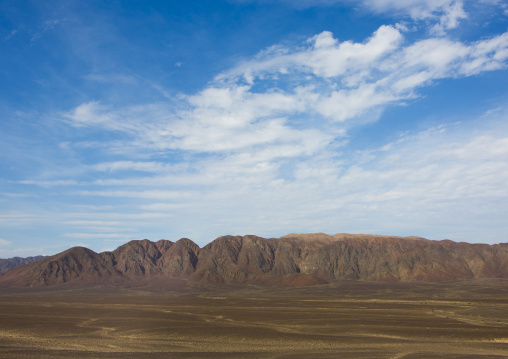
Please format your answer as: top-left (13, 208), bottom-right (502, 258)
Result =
top-left (1, 280), bottom-right (508, 358)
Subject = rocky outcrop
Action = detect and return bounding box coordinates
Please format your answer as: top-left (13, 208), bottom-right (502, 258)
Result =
top-left (1, 234), bottom-right (507, 288)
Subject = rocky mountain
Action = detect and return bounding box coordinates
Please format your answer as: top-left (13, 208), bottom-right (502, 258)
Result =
top-left (1, 234), bottom-right (508, 288)
top-left (0, 255), bottom-right (46, 275)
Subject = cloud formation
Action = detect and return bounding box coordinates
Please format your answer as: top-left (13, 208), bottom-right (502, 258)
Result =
top-left (359, 0), bottom-right (467, 32)
top-left (64, 25), bottom-right (508, 155)
top-left (54, 113), bottom-right (508, 244)
top-left (3, 2), bottom-right (507, 254)
top-left (236, 0), bottom-right (469, 31)
top-left (0, 239), bottom-right (11, 247)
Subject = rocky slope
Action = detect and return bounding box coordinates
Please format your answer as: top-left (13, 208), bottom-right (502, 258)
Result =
top-left (1, 234), bottom-right (507, 287)
top-left (0, 256), bottom-right (46, 275)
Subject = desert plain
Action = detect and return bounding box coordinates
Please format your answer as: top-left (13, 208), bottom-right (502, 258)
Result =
top-left (1, 280), bottom-right (508, 358)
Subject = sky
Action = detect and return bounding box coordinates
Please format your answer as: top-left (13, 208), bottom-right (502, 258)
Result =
top-left (1, 0), bottom-right (508, 257)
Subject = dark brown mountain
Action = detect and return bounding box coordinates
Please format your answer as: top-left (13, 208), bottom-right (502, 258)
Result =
top-left (1, 234), bottom-right (508, 288)
top-left (0, 255), bottom-right (46, 275)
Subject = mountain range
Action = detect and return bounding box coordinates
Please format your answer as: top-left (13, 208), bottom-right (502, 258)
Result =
top-left (1, 233), bottom-right (508, 288)
top-left (0, 256), bottom-right (46, 275)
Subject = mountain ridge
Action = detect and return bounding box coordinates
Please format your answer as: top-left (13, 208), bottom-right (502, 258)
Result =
top-left (1, 233), bottom-right (507, 288)
top-left (0, 256), bottom-right (47, 275)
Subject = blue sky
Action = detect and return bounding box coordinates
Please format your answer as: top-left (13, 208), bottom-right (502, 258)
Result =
top-left (1, 0), bottom-right (508, 257)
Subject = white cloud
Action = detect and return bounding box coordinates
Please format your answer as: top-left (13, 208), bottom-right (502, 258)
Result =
top-left (30, 18), bottom-right (67, 42)
top-left (92, 161), bottom-right (174, 173)
top-left (63, 233), bottom-right (138, 239)
top-left (19, 180), bottom-right (79, 186)
top-left (233, 0), bottom-right (469, 31)
top-left (215, 26), bottom-right (508, 126)
top-left (0, 238), bottom-right (11, 247)
top-left (300, 25), bottom-right (403, 78)
top-left (218, 25), bottom-right (402, 83)
top-left (4, 29), bottom-right (18, 41)
top-left (62, 26), bottom-right (508, 152)
top-left (63, 88), bottom-right (330, 158)
top-left (402, 38), bottom-right (468, 71)
top-left (78, 190), bottom-right (195, 200)
top-left (55, 111), bottom-right (508, 244)
top-left (316, 83), bottom-right (397, 122)
top-left (63, 101), bottom-right (162, 133)
top-left (5, 115), bottom-right (508, 246)
top-left (360, 0), bottom-right (468, 31)
top-left (459, 32), bottom-right (508, 75)
top-left (138, 203), bottom-right (187, 211)
top-left (226, 118), bottom-right (508, 242)
top-left (62, 220), bottom-right (139, 233)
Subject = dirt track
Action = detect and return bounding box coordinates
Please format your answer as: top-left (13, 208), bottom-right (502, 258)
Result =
top-left (1, 281), bottom-right (508, 358)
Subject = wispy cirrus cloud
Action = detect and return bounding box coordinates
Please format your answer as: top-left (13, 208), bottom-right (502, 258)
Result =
top-left (4, 29), bottom-right (18, 41)
top-left (30, 18), bottom-right (68, 42)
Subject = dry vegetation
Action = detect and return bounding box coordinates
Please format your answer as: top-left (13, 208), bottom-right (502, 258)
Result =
top-left (1, 280), bottom-right (508, 358)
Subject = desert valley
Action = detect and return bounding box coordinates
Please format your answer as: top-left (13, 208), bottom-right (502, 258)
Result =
top-left (1, 234), bottom-right (508, 358)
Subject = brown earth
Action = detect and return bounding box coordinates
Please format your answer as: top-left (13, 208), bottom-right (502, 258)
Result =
top-left (1, 280), bottom-right (508, 358)
top-left (1, 234), bottom-right (508, 288)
